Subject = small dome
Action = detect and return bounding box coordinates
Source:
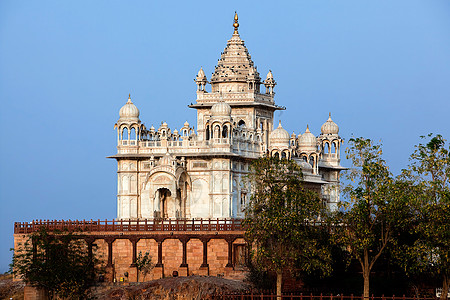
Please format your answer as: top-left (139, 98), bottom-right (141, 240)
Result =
top-left (321, 113), bottom-right (339, 135)
top-left (211, 100), bottom-right (232, 117)
top-left (159, 121), bottom-right (168, 130)
top-left (298, 125), bottom-right (317, 149)
top-left (270, 121), bottom-right (290, 146)
top-left (119, 95), bottom-right (140, 122)
top-left (266, 70), bottom-right (273, 80)
top-left (150, 125), bottom-right (155, 132)
top-left (196, 67), bottom-right (207, 81)
top-left (183, 121), bottom-right (190, 127)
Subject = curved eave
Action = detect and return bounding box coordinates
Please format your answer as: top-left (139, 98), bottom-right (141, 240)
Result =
top-left (318, 163), bottom-right (348, 170)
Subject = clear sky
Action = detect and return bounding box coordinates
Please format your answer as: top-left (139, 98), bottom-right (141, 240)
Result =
top-left (1, 0), bottom-right (449, 272)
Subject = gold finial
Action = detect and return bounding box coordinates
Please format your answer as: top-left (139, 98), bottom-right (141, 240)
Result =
top-left (128, 93), bottom-right (131, 99)
top-left (233, 11), bottom-right (239, 34)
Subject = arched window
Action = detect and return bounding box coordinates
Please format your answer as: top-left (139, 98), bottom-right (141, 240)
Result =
top-left (274, 152), bottom-right (280, 159)
top-left (214, 125), bottom-right (220, 138)
top-left (332, 142), bottom-right (337, 153)
top-left (206, 126), bottom-right (210, 140)
top-left (302, 156), bottom-right (307, 162)
top-left (122, 127), bottom-right (129, 140)
top-left (222, 125), bottom-right (228, 138)
top-left (238, 120), bottom-right (246, 128)
top-left (281, 152), bottom-right (287, 159)
top-left (324, 142), bottom-right (329, 154)
top-left (130, 127), bottom-right (136, 140)
top-left (309, 156), bottom-right (315, 168)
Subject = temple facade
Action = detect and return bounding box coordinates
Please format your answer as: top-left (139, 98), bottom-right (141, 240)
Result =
top-left (110, 13), bottom-right (344, 220)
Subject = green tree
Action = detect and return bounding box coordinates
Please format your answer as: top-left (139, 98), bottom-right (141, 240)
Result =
top-left (397, 134), bottom-right (450, 300)
top-left (11, 228), bottom-right (102, 299)
top-left (244, 156), bottom-right (332, 297)
top-left (333, 137), bottom-right (407, 299)
top-left (135, 251), bottom-right (154, 282)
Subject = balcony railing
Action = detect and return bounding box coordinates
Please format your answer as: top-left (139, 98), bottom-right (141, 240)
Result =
top-left (14, 218), bottom-right (243, 234)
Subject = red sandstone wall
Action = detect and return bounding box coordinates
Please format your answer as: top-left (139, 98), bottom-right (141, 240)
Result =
top-left (14, 231), bottom-right (247, 283)
top-left (208, 239), bottom-right (228, 276)
top-left (162, 239), bottom-right (183, 277)
top-left (187, 239), bottom-right (203, 275)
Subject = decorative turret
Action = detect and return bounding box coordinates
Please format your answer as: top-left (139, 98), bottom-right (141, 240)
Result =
top-left (318, 113), bottom-right (342, 162)
top-left (115, 94), bottom-right (142, 145)
top-left (298, 125), bottom-right (317, 153)
top-left (264, 70), bottom-right (276, 95)
top-left (269, 121), bottom-right (290, 147)
top-left (195, 67), bottom-right (208, 92)
top-left (118, 94), bottom-right (140, 125)
top-left (321, 113), bottom-right (339, 135)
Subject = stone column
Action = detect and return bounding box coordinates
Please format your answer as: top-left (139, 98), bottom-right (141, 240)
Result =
top-left (129, 237), bottom-right (140, 282)
top-left (179, 237), bottom-right (189, 276)
top-left (85, 237), bottom-right (95, 262)
top-left (225, 238), bottom-right (235, 268)
top-left (105, 237), bottom-right (116, 283)
top-left (153, 238), bottom-right (164, 280)
top-left (199, 238), bottom-right (209, 276)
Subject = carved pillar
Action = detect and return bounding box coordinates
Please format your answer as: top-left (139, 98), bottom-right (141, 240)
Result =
top-left (153, 238), bottom-right (164, 280)
top-left (104, 237), bottom-right (116, 283)
top-left (180, 238), bottom-right (189, 268)
top-left (129, 237), bottom-right (140, 267)
top-left (225, 238), bottom-right (235, 268)
top-left (199, 238), bottom-right (210, 276)
top-left (179, 237), bottom-right (189, 276)
top-left (201, 239), bottom-right (209, 268)
top-left (105, 238), bottom-right (116, 267)
top-left (156, 239), bottom-right (163, 267)
top-left (129, 237), bottom-right (140, 282)
top-left (85, 237), bottom-right (95, 262)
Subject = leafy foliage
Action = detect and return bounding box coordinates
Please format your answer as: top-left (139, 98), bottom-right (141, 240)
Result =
top-left (135, 251), bottom-right (154, 282)
top-left (333, 137), bottom-right (408, 298)
top-left (10, 228), bottom-right (102, 299)
top-left (395, 134), bottom-right (450, 300)
top-left (244, 156), bottom-right (332, 296)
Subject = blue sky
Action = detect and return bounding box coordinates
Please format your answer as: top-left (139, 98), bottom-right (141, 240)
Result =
top-left (1, 0), bottom-right (449, 272)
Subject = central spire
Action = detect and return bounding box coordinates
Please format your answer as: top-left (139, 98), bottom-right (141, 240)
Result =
top-left (233, 12), bottom-right (239, 34)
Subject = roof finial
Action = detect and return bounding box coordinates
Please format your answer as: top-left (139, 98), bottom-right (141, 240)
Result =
top-left (233, 11), bottom-right (239, 34)
top-left (127, 93), bottom-right (132, 103)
